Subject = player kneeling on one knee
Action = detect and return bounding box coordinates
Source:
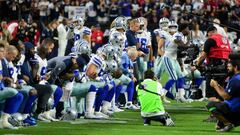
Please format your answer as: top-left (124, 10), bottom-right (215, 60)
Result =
top-left (136, 69), bottom-right (174, 126)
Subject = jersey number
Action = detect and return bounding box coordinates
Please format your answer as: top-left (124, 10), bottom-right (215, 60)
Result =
top-left (40, 67), bottom-right (47, 76)
top-left (137, 38), bottom-right (147, 49)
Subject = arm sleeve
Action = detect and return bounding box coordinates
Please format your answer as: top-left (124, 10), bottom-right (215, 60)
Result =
top-left (120, 54), bottom-right (129, 74)
top-left (204, 38), bottom-right (216, 54)
top-left (146, 32), bottom-right (152, 46)
top-left (48, 62), bottom-right (66, 84)
top-left (226, 79), bottom-right (240, 97)
top-left (120, 54), bottom-right (133, 78)
top-left (126, 30), bottom-right (137, 47)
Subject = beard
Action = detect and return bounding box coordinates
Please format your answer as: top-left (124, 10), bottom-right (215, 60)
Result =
top-left (227, 70), bottom-right (235, 77)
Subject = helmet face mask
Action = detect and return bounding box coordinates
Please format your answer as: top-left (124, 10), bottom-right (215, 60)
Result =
top-left (159, 17), bottom-right (170, 31)
top-left (168, 21), bottom-right (178, 33)
top-left (114, 16), bottom-right (128, 31)
top-left (72, 15), bottom-right (84, 29)
top-left (101, 44), bottom-right (115, 60)
top-left (109, 32), bottom-right (124, 47)
top-left (169, 26), bottom-right (178, 33)
top-left (72, 40), bottom-right (91, 56)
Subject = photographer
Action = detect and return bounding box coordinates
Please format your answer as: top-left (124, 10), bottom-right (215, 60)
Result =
top-left (136, 69), bottom-right (174, 126)
top-left (206, 55), bottom-right (240, 132)
top-left (196, 26), bottom-right (231, 101)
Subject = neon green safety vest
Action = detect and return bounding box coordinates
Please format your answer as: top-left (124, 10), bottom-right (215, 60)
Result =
top-left (136, 79), bottom-right (165, 113)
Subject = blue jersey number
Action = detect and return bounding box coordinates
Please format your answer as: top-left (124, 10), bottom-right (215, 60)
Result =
top-left (40, 67), bottom-right (47, 76)
top-left (8, 67), bottom-right (14, 77)
top-left (137, 38), bottom-right (147, 49)
top-left (74, 34), bottom-right (80, 41)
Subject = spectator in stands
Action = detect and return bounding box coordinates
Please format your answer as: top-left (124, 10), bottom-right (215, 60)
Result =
top-left (148, 8), bottom-right (159, 30)
top-left (203, 0), bottom-right (218, 19)
top-left (141, 0), bottom-right (153, 18)
top-left (97, 0), bottom-right (109, 24)
top-left (38, 0), bottom-right (50, 24)
top-left (91, 24), bottom-right (104, 53)
top-left (41, 20), bottom-right (58, 42)
top-left (231, 0), bottom-right (240, 39)
top-left (213, 18), bottom-right (228, 38)
top-left (20, 1), bottom-right (31, 23)
top-left (192, 0), bottom-right (204, 14)
top-left (0, 21), bottom-right (12, 46)
top-left (181, 0), bottom-right (193, 13)
top-left (9, 1), bottom-right (19, 21)
top-left (49, 1), bottom-right (61, 21)
top-left (171, 0), bottom-right (182, 21)
top-left (109, 0), bottom-right (120, 22)
top-left (85, 0), bottom-right (97, 23)
top-left (30, 0), bottom-right (40, 21)
top-left (217, 0), bottom-right (230, 26)
top-left (191, 22), bottom-right (205, 43)
top-left (119, 0), bottom-right (132, 19)
top-left (131, 0), bottom-right (141, 18)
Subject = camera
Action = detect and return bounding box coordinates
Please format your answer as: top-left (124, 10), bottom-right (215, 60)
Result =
top-left (199, 64), bottom-right (227, 79)
top-left (177, 43), bottom-right (200, 64)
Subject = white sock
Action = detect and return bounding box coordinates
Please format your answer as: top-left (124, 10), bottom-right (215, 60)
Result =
top-left (162, 88), bottom-right (168, 96)
top-left (102, 101), bottom-right (111, 111)
top-left (200, 80), bottom-right (206, 98)
top-left (178, 88), bottom-right (186, 99)
top-left (86, 92), bottom-right (96, 114)
top-left (124, 92), bottom-right (128, 103)
top-left (111, 95), bottom-right (115, 108)
top-left (76, 98), bottom-right (85, 114)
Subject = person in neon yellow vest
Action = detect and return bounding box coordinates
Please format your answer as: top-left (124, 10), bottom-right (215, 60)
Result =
top-left (136, 69), bottom-right (174, 126)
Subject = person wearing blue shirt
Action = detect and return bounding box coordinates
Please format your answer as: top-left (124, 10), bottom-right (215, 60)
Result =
top-left (119, 47), bottom-right (139, 110)
top-left (206, 54), bottom-right (240, 132)
top-left (126, 19), bottom-right (140, 48)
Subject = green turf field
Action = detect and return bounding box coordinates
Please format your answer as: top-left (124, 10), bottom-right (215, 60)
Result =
top-left (0, 101), bottom-right (239, 135)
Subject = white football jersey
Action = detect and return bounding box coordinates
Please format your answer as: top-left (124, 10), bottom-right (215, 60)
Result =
top-left (35, 54), bottom-right (48, 83)
top-left (136, 31), bottom-right (151, 52)
top-left (87, 54), bottom-right (106, 77)
top-left (164, 32), bottom-right (184, 60)
top-left (11, 54), bottom-right (26, 83)
top-left (74, 26), bottom-right (91, 42)
top-left (8, 62), bottom-right (17, 83)
top-left (154, 29), bottom-right (172, 52)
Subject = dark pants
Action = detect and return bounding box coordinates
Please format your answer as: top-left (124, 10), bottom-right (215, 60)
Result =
top-left (205, 59), bottom-right (227, 99)
top-left (206, 101), bottom-right (240, 126)
top-left (142, 114), bottom-right (167, 125)
top-left (205, 75), bottom-right (225, 99)
top-left (33, 84), bottom-right (53, 114)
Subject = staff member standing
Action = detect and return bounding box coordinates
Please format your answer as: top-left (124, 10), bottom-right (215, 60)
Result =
top-left (125, 19), bottom-right (140, 49)
top-left (196, 26), bottom-right (231, 101)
